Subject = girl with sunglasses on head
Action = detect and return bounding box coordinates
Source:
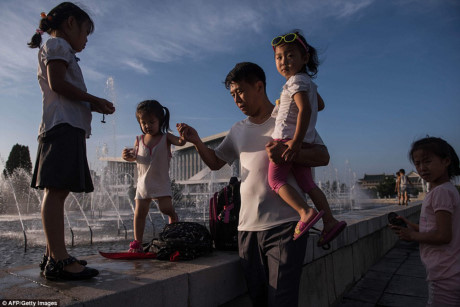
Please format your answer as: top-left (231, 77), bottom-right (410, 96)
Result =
top-left (391, 137), bottom-right (460, 306)
top-left (122, 100), bottom-right (186, 253)
top-left (268, 30), bottom-right (346, 244)
top-left (28, 2), bottom-right (115, 280)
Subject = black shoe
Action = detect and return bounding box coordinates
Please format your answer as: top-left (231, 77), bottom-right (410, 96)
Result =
top-left (44, 256), bottom-right (98, 280)
top-left (39, 254), bottom-right (88, 272)
top-left (39, 254), bottom-right (48, 272)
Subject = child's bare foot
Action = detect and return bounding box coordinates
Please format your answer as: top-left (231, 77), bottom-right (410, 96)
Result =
top-left (317, 220), bottom-right (347, 248)
top-left (128, 240), bottom-right (143, 253)
top-left (299, 207), bottom-right (315, 224)
top-left (323, 219), bottom-right (340, 234)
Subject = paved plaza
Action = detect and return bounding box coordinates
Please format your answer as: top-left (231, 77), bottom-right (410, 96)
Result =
top-left (339, 240), bottom-right (428, 307)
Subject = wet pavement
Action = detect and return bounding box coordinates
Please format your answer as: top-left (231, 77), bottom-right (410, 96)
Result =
top-left (338, 240), bottom-right (428, 307)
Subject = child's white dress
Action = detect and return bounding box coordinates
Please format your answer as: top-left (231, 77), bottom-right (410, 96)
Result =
top-left (135, 134), bottom-right (172, 199)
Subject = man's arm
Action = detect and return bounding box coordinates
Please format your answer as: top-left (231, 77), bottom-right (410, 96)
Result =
top-left (176, 123), bottom-right (226, 170)
top-left (266, 141), bottom-right (330, 167)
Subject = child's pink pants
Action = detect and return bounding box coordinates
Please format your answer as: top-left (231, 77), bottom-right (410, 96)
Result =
top-left (268, 139), bottom-right (317, 194)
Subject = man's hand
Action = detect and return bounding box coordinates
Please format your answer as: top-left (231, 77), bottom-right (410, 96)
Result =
top-left (266, 141), bottom-right (330, 167)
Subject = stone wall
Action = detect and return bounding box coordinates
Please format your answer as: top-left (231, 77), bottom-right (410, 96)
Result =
top-left (224, 203), bottom-right (422, 307)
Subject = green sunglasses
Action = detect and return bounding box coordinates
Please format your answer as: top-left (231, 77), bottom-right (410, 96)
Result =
top-left (271, 33), bottom-right (309, 53)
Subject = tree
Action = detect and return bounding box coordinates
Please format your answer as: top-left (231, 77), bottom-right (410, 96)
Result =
top-left (332, 180), bottom-right (338, 192)
top-left (3, 144), bottom-right (32, 177)
top-left (1, 144), bottom-right (35, 213)
top-left (376, 176), bottom-right (396, 198)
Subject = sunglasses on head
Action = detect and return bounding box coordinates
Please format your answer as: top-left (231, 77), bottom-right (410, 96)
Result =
top-left (271, 33), bottom-right (309, 53)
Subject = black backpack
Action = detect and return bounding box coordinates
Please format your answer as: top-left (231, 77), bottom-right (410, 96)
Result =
top-left (149, 222), bottom-right (213, 261)
top-left (209, 177), bottom-right (241, 251)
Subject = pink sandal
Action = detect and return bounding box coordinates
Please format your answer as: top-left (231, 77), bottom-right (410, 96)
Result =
top-left (169, 212), bottom-right (179, 224)
top-left (317, 221), bottom-right (347, 247)
top-left (128, 240), bottom-right (144, 253)
top-left (293, 210), bottom-right (325, 240)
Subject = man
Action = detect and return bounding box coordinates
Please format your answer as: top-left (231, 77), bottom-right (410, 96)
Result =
top-left (177, 62), bottom-right (329, 306)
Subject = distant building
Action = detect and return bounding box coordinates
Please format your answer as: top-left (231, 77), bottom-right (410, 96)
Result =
top-left (170, 131), bottom-right (238, 196)
top-left (357, 171), bottom-right (427, 196)
top-left (98, 131), bottom-right (239, 208)
top-left (407, 171), bottom-right (427, 193)
top-left (97, 156), bottom-right (137, 210)
top-left (98, 131), bottom-right (326, 208)
top-left (358, 174), bottom-right (395, 190)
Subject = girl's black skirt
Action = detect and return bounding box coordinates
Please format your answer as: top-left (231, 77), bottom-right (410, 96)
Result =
top-left (31, 123), bottom-right (94, 193)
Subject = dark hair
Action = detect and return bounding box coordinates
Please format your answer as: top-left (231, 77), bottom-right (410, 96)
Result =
top-left (399, 169), bottom-right (405, 174)
top-left (28, 2), bottom-right (94, 49)
top-left (224, 62), bottom-right (266, 90)
top-left (135, 100), bottom-right (170, 134)
top-left (409, 137), bottom-right (460, 179)
top-left (273, 29), bottom-right (319, 78)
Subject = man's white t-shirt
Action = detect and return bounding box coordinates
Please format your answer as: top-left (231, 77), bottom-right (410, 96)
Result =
top-left (214, 116), bottom-right (323, 231)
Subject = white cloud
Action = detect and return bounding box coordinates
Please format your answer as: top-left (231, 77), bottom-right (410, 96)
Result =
top-left (122, 59), bottom-right (149, 74)
top-left (0, 2), bottom-right (39, 90)
top-left (82, 65), bottom-right (108, 81)
top-left (331, 0), bottom-right (375, 18)
top-left (0, 0), bottom-right (376, 83)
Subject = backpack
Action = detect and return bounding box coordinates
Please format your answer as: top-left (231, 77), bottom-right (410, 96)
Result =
top-left (209, 177), bottom-right (241, 251)
top-left (149, 222), bottom-right (213, 261)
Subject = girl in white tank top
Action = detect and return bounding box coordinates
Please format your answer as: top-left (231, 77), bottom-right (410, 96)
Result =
top-left (122, 100), bottom-right (186, 253)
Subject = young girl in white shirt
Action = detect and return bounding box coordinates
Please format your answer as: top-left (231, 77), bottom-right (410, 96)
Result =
top-left (269, 30), bottom-right (346, 243)
top-left (28, 2), bottom-right (115, 280)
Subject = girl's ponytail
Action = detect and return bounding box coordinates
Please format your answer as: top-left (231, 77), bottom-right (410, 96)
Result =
top-left (135, 100), bottom-right (171, 135)
top-left (161, 106), bottom-right (171, 134)
top-left (28, 13), bottom-right (53, 48)
top-left (27, 2), bottom-right (94, 49)
top-left (294, 31), bottom-right (319, 78)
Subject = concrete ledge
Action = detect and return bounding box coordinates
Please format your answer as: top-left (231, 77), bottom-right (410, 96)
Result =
top-left (0, 203), bottom-right (421, 307)
top-left (1, 251), bottom-right (245, 307)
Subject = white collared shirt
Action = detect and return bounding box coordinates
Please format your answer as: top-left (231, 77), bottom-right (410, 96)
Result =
top-left (37, 37), bottom-right (92, 137)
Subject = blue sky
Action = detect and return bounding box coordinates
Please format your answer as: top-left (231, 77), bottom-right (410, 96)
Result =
top-left (0, 0), bottom-right (459, 183)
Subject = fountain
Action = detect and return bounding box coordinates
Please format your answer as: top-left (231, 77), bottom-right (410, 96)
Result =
top-left (101, 187), bottom-right (127, 239)
top-left (0, 74), bottom-right (388, 270)
top-left (64, 209), bottom-right (75, 247)
top-left (0, 77), bottom-right (205, 269)
top-left (1, 146), bottom-right (390, 270)
top-left (68, 193), bottom-right (93, 244)
top-left (0, 157), bottom-right (31, 252)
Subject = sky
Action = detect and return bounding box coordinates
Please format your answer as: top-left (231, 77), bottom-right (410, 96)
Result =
top-left (0, 0), bottom-right (459, 184)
